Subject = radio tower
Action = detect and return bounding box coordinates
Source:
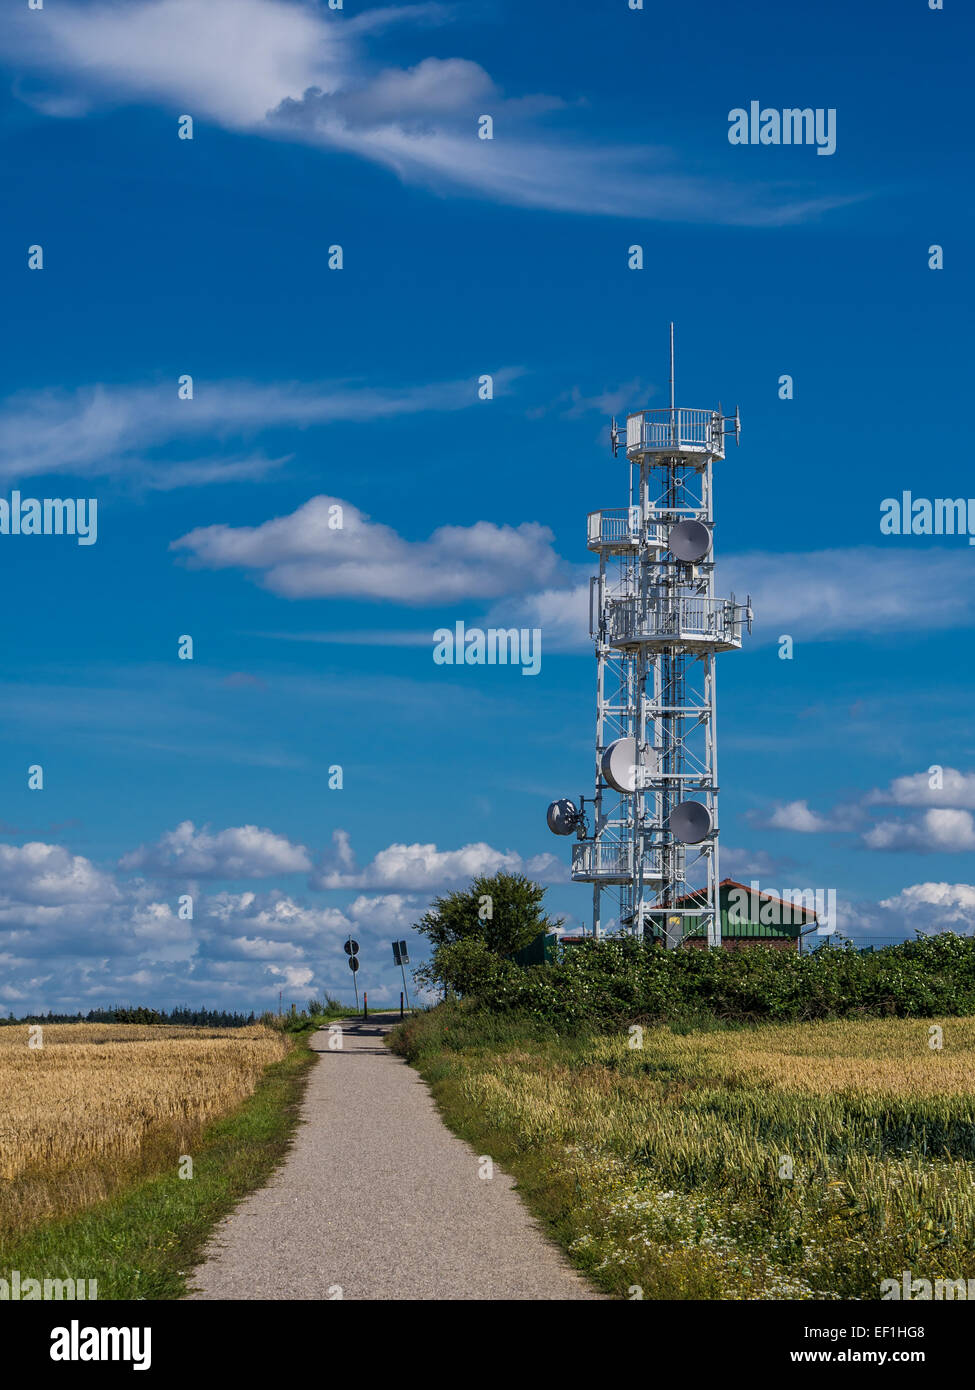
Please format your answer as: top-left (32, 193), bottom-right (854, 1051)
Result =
top-left (547, 327), bottom-right (751, 948)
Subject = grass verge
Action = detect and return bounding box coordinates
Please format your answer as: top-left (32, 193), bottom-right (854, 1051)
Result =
top-left (391, 1004), bottom-right (975, 1301)
top-left (0, 1026), bottom-right (325, 1300)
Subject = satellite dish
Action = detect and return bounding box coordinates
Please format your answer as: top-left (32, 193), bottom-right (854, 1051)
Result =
top-left (546, 798), bottom-right (579, 836)
top-left (668, 519), bottom-right (711, 563)
top-left (601, 737), bottom-right (647, 794)
top-left (669, 800), bottom-right (712, 844)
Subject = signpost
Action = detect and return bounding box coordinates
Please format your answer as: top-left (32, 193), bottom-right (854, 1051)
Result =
top-left (392, 939), bottom-right (411, 1013)
top-left (344, 937), bottom-right (360, 1010)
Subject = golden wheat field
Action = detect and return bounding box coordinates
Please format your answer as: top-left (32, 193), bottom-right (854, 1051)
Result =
top-left (596, 1014), bottom-right (975, 1096)
top-left (0, 1023), bottom-right (290, 1235)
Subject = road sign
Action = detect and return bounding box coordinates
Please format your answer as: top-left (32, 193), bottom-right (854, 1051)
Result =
top-left (392, 939), bottom-right (411, 1011)
top-left (344, 938), bottom-right (359, 956)
top-left (348, 956), bottom-right (360, 972)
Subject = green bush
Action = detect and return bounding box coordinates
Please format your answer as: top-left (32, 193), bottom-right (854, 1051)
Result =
top-left (430, 937), bottom-right (518, 997)
top-left (467, 932), bottom-right (975, 1028)
top-left (413, 871), bottom-right (562, 994)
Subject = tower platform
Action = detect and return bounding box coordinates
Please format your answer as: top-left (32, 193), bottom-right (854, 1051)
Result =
top-left (624, 407), bottom-right (725, 462)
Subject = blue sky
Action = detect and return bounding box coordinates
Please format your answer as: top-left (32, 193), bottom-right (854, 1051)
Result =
top-left (0, 0), bottom-right (972, 1013)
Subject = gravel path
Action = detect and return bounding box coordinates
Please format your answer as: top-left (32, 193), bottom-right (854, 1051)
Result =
top-left (187, 1013), bottom-right (598, 1300)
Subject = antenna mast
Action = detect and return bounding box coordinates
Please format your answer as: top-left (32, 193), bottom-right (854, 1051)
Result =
top-left (669, 321), bottom-right (676, 444)
top-left (550, 328), bottom-right (750, 948)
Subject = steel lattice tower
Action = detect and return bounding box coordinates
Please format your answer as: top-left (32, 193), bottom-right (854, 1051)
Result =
top-left (554, 328), bottom-right (751, 948)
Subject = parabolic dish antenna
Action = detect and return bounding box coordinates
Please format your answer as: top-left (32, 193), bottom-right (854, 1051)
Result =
top-left (669, 800), bottom-right (713, 844)
top-left (601, 737), bottom-right (645, 794)
top-left (546, 798), bottom-right (579, 836)
top-left (668, 519), bottom-right (711, 563)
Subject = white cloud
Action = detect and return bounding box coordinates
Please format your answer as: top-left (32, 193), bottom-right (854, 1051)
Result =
top-left (864, 809), bottom-right (975, 854)
top-left (172, 495), bottom-right (572, 603)
top-left (867, 767), bottom-right (975, 810)
top-left (2, 0), bottom-right (856, 226)
top-left (559, 380), bottom-right (649, 419)
top-left (267, 963), bottom-right (315, 990)
top-left (271, 92), bottom-right (852, 225)
top-left (0, 373), bottom-right (507, 484)
top-left (8, 0), bottom-right (345, 128)
top-left (119, 821), bottom-right (312, 878)
top-left (204, 890), bottom-right (351, 937)
top-left (0, 842), bottom-right (119, 916)
top-left (725, 548), bottom-right (975, 642)
top-left (752, 769), bottom-right (975, 853)
top-left (0, 836), bottom-right (431, 1010)
top-left (503, 546), bottom-right (975, 657)
top-left (879, 882), bottom-right (975, 925)
top-left (230, 935), bottom-right (306, 960)
top-left (300, 56), bottom-right (499, 127)
top-left (128, 901), bottom-right (197, 962)
top-left (313, 829), bottom-right (564, 890)
top-left (347, 893), bottom-right (420, 930)
top-left (765, 800), bottom-right (834, 833)
top-left (486, 582), bottom-right (590, 652)
top-left (719, 847), bottom-right (792, 879)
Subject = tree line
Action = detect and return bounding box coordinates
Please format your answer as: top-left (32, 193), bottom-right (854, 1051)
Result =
top-left (0, 1005), bottom-right (258, 1027)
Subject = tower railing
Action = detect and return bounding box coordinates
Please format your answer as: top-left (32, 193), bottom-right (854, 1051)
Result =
top-left (571, 840), bottom-right (662, 883)
top-left (606, 595), bottom-right (746, 651)
top-left (587, 509), bottom-right (664, 550)
top-left (625, 408), bottom-right (724, 458)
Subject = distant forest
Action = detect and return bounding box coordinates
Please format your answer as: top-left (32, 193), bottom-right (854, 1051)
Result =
top-left (0, 1006), bottom-right (258, 1027)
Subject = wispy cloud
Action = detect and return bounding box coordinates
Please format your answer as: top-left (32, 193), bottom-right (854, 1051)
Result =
top-left (719, 846), bottom-right (796, 879)
top-left (251, 628), bottom-right (434, 647)
top-left (726, 548), bottom-right (975, 642)
top-left (2, 0), bottom-right (860, 226)
top-left (165, 533), bottom-right (975, 646)
top-left (499, 547), bottom-right (975, 655)
top-left (0, 372), bottom-right (512, 484)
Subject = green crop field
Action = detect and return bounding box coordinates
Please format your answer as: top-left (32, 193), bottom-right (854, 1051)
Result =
top-left (394, 1007), bottom-right (975, 1300)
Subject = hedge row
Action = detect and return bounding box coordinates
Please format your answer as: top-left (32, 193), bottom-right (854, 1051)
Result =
top-left (459, 932), bottom-right (975, 1027)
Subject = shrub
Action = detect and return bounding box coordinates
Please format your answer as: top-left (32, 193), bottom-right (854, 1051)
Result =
top-left (429, 937), bottom-right (517, 997)
top-left (466, 932), bottom-right (975, 1028)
